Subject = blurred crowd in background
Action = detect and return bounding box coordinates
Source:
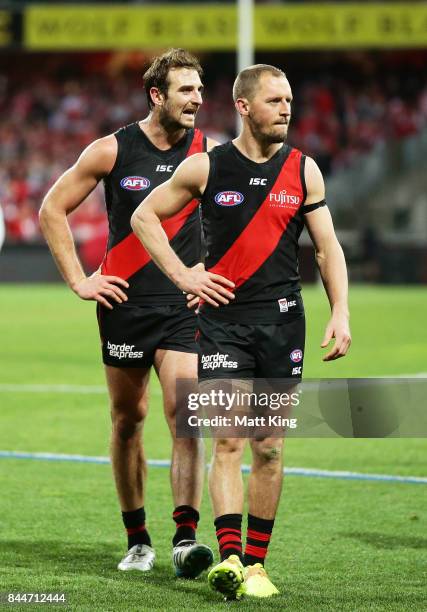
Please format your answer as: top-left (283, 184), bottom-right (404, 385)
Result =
top-left (1, 50), bottom-right (426, 253)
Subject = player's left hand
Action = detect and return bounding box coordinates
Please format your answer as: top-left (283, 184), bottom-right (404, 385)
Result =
top-left (321, 312), bottom-right (351, 361)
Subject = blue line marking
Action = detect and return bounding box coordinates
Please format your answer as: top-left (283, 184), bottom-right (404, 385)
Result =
top-left (1, 450), bottom-right (426, 484)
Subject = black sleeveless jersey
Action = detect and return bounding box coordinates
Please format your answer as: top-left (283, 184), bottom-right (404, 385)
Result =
top-left (101, 123), bottom-right (206, 303)
top-left (200, 142), bottom-right (307, 323)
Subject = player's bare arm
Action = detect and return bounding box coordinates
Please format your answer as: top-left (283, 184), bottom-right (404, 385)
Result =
top-left (184, 136), bottom-right (219, 310)
top-left (130, 153), bottom-right (235, 308)
top-left (39, 136), bottom-right (129, 309)
top-left (303, 156), bottom-right (351, 361)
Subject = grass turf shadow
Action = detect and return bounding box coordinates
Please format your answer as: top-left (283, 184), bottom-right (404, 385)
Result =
top-left (0, 540), bottom-right (289, 608)
top-left (341, 531), bottom-right (427, 550)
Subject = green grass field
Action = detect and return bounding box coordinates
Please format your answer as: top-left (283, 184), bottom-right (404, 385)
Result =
top-left (0, 285), bottom-right (426, 611)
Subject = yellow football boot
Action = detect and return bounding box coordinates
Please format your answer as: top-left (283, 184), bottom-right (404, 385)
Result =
top-left (208, 554), bottom-right (245, 600)
top-left (244, 563), bottom-right (279, 597)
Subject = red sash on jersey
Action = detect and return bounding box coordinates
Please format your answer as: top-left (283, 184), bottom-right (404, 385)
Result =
top-left (209, 148), bottom-right (304, 289)
top-left (101, 129), bottom-right (204, 280)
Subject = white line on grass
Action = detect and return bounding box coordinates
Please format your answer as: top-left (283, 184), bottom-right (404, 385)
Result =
top-left (393, 373), bottom-right (427, 378)
top-left (1, 375), bottom-right (426, 394)
top-left (1, 450), bottom-right (426, 485)
top-left (0, 383), bottom-right (107, 394)
top-left (0, 383), bottom-right (164, 395)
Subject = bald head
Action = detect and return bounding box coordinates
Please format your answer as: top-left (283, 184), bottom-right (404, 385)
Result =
top-left (233, 64), bottom-right (287, 102)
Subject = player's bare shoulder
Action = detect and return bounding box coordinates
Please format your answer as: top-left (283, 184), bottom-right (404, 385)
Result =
top-left (304, 156), bottom-right (325, 206)
top-left (40, 133), bottom-right (119, 215)
top-left (76, 133), bottom-right (118, 180)
top-left (173, 151), bottom-right (211, 197)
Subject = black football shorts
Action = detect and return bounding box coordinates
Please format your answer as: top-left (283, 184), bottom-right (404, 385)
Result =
top-left (197, 312), bottom-right (306, 380)
top-left (97, 302), bottom-right (197, 368)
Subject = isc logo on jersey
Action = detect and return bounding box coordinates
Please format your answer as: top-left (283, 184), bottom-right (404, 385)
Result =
top-left (215, 191), bottom-right (244, 207)
top-left (120, 176), bottom-right (150, 191)
top-left (278, 297), bottom-right (297, 313)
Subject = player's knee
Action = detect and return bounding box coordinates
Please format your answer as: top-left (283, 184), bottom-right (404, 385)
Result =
top-left (163, 399), bottom-right (177, 424)
top-left (251, 440), bottom-right (283, 465)
top-left (174, 436), bottom-right (203, 453)
top-left (111, 408), bottom-right (146, 441)
top-left (214, 438), bottom-right (245, 460)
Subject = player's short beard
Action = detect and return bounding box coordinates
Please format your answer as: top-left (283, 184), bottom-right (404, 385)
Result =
top-left (250, 115), bottom-right (288, 145)
top-left (263, 129), bottom-right (287, 145)
top-left (158, 98), bottom-right (188, 132)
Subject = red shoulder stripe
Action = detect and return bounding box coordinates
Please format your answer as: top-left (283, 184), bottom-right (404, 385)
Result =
top-left (208, 148), bottom-right (303, 289)
top-left (101, 130), bottom-right (204, 280)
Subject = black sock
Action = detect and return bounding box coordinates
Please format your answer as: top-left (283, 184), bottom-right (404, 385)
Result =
top-left (172, 505), bottom-right (199, 546)
top-left (214, 514), bottom-right (243, 562)
top-left (122, 507), bottom-right (151, 549)
top-left (244, 514), bottom-right (275, 566)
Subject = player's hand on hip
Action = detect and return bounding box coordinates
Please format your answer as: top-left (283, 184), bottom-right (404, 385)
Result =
top-left (179, 263), bottom-right (235, 307)
top-left (72, 273), bottom-right (129, 309)
top-left (321, 312), bottom-right (351, 361)
top-left (186, 293), bottom-right (200, 311)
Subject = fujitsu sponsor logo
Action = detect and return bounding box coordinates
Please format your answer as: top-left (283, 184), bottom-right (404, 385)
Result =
top-left (269, 189), bottom-right (300, 208)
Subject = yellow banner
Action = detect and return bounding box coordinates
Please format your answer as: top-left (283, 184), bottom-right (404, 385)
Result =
top-left (25, 4), bottom-right (427, 51)
top-left (256, 4), bottom-right (427, 49)
top-left (0, 11), bottom-right (12, 46)
top-left (25, 6), bottom-right (236, 50)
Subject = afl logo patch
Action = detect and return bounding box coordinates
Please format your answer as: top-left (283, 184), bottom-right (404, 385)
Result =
top-left (120, 176), bottom-right (150, 191)
top-left (290, 349), bottom-right (303, 363)
top-left (214, 191), bottom-right (244, 207)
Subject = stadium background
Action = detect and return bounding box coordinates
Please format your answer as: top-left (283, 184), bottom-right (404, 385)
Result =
top-left (0, 1), bottom-right (426, 610)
